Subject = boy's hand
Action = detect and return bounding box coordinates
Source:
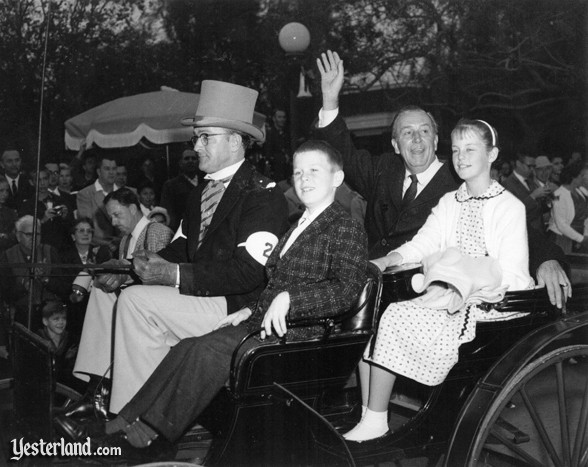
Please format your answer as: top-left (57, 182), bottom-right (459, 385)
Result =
top-left (214, 308), bottom-right (252, 330)
top-left (317, 50), bottom-right (344, 111)
top-left (260, 292), bottom-right (291, 339)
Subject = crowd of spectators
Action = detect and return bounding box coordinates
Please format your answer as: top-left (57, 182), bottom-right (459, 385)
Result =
top-left (493, 151), bottom-right (588, 254)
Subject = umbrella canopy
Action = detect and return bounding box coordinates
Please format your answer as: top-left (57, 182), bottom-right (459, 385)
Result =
top-left (64, 90), bottom-right (200, 150)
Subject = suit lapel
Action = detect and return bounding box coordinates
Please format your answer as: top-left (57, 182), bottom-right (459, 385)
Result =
top-left (279, 204), bottom-right (337, 261)
top-left (409, 164), bottom-right (455, 209)
top-left (388, 165), bottom-right (405, 211)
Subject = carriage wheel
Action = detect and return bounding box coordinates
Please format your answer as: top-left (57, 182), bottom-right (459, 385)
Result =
top-left (54, 382), bottom-right (82, 410)
top-left (466, 345), bottom-right (588, 467)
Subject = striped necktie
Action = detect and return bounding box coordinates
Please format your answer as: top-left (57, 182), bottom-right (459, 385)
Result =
top-left (198, 175), bottom-right (232, 248)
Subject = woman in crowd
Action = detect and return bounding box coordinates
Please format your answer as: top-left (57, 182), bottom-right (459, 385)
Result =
top-left (547, 161), bottom-right (588, 254)
top-left (346, 119), bottom-right (534, 442)
top-left (60, 217), bottom-right (111, 340)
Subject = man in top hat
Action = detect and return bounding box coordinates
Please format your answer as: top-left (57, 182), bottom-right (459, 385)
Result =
top-left (59, 81), bottom-right (289, 419)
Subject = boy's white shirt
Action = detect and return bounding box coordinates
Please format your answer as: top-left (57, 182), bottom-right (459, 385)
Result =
top-left (280, 199), bottom-right (333, 257)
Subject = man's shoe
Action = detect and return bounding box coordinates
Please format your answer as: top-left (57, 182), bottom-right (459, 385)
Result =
top-left (62, 385), bottom-right (111, 420)
top-left (54, 415), bottom-right (105, 442)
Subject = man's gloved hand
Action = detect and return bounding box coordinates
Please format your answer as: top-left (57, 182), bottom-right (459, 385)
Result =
top-left (132, 250), bottom-right (177, 286)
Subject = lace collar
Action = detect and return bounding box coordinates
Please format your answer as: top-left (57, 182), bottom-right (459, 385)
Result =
top-left (455, 180), bottom-right (505, 202)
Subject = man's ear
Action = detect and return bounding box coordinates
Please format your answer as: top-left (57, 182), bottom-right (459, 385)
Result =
top-left (391, 138), bottom-right (400, 155)
top-left (333, 169), bottom-right (344, 188)
top-left (129, 204), bottom-right (138, 216)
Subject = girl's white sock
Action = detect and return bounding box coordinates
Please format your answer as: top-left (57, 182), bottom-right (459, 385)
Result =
top-left (343, 408), bottom-right (389, 442)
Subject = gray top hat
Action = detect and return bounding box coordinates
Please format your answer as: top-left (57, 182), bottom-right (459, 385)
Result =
top-left (181, 80), bottom-right (264, 141)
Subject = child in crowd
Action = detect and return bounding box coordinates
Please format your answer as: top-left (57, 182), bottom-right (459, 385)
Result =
top-left (345, 119), bottom-right (534, 442)
top-left (36, 300), bottom-right (80, 390)
top-left (138, 183), bottom-right (156, 217)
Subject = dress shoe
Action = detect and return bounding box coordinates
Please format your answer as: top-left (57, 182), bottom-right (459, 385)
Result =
top-left (88, 432), bottom-right (177, 464)
top-left (62, 384), bottom-right (111, 420)
top-left (54, 415), bottom-right (105, 442)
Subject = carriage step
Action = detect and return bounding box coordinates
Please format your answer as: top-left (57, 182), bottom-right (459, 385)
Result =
top-left (494, 417), bottom-right (530, 444)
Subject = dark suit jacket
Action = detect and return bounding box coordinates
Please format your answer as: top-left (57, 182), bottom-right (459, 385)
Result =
top-left (4, 174), bottom-right (34, 211)
top-left (159, 161), bottom-right (289, 314)
top-left (502, 173), bottom-right (542, 231)
top-left (160, 175), bottom-right (197, 231)
top-left (313, 114), bottom-right (459, 258)
top-left (246, 202), bottom-right (369, 341)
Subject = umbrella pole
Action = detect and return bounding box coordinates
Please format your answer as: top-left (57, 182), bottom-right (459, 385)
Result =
top-left (28, 0), bottom-right (53, 330)
top-left (166, 144), bottom-right (170, 177)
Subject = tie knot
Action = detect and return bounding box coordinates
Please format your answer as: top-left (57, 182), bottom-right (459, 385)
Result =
top-left (409, 174), bottom-right (418, 184)
top-left (209, 175), bottom-right (233, 187)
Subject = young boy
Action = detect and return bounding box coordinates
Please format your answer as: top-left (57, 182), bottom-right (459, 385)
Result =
top-left (56, 140), bottom-right (369, 454)
top-left (36, 300), bottom-right (79, 387)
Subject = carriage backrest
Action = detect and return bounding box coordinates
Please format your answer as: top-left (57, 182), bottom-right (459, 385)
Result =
top-left (229, 263), bottom-right (382, 398)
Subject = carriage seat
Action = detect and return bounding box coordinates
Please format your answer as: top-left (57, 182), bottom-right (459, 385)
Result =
top-left (453, 285), bottom-right (578, 381)
top-left (227, 262), bottom-right (382, 400)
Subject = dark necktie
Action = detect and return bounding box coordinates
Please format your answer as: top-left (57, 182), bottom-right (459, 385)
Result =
top-left (526, 178), bottom-right (537, 192)
top-left (402, 174), bottom-right (418, 206)
top-left (11, 179), bottom-right (17, 197)
top-left (198, 176), bottom-right (232, 248)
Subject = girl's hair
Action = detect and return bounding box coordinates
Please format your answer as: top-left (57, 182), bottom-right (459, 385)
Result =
top-left (452, 119), bottom-right (499, 150)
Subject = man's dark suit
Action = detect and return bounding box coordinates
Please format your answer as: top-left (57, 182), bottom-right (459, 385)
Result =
top-left (159, 174), bottom-right (197, 231)
top-left (502, 172), bottom-right (543, 231)
top-left (117, 202), bottom-right (369, 441)
top-left (4, 174), bottom-right (33, 210)
top-left (158, 161), bottom-right (289, 314)
top-left (313, 114), bottom-right (458, 259)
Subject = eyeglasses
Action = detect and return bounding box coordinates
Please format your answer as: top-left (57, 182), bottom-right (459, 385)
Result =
top-left (190, 133), bottom-right (230, 147)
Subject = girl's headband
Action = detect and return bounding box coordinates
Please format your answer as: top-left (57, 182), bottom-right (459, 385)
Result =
top-left (476, 119), bottom-right (496, 147)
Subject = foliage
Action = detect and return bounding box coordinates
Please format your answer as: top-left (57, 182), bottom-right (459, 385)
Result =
top-left (0, 0), bottom-right (584, 162)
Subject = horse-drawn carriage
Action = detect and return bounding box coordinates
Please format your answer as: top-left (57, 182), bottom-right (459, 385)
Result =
top-left (3, 259), bottom-right (588, 466)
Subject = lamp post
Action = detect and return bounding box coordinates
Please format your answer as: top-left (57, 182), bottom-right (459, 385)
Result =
top-left (278, 22), bottom-right (311, 153)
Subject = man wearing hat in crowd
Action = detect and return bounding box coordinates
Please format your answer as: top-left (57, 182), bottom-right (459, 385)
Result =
top-left (56, 81), bottom-right (289, 428)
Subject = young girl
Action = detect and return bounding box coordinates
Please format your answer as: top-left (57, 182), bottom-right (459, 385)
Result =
top-left (345, 119), bottom-right (534, 442)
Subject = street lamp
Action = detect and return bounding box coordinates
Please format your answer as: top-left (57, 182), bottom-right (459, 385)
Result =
top-left (279, 22), bottom-right (311, 152)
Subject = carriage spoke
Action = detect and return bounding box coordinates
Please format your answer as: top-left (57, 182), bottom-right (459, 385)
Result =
top-left (555, 361), bottom-right (571, 466)
top-left (485, 425), bottom-right (545, 467)
top-left (520, 383), bottom-right (563, 466)
top-left (572, 370), bottom-right (588, 466)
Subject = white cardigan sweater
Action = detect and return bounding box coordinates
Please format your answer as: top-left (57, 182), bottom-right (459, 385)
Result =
top-left (394, 186), bottom-right (534, 292)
